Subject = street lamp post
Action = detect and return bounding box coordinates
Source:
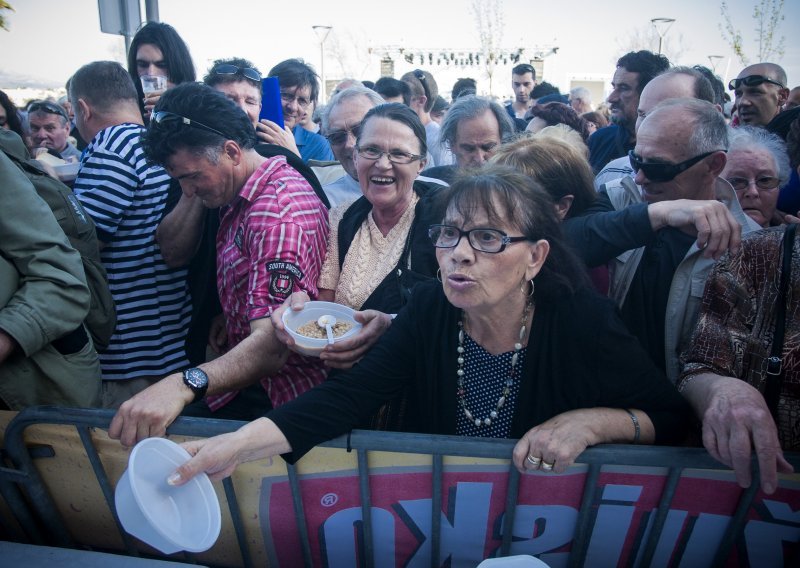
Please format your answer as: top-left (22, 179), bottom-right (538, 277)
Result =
top-left (312, 25), bottom-right (333, 101)
top-left (650, 17), bottom-right (676, 55)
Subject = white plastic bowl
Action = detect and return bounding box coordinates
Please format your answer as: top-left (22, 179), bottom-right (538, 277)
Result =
top-left (115, 437), bottom-right (221, 554)
top-left (281, 300), bottom-right (362, 357)
top-left (53, 162), bottom-right (80, 182)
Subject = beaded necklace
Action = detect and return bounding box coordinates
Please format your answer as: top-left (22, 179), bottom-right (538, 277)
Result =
top-left (456, 300), bottom-right (533, 428)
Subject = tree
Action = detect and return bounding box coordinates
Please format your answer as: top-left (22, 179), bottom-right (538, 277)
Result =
top-left (0, 1), bottom-right (14, 31)
top-left (719, 0), bottom-right (786, 66)
top-left (471, 0), bottom-right (504, 96)
top-left (614, 24), bottom-right (688, 65)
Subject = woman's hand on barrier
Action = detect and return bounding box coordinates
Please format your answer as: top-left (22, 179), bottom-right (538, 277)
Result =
top-left (513, 408), bottom-right (655, 474)
top-left (271, 292), bottom-right (311, 347)
top-left (168, 417), bottom-right (290, 484)
top-left (319, 310), bottom-right (393, 369)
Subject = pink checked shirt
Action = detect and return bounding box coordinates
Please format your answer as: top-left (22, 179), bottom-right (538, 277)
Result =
top-left (207, 156), bottom-right (329, 411)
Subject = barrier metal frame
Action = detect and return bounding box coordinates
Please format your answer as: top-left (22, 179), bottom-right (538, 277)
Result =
top-left (2, 406), bottom-right (799, 567)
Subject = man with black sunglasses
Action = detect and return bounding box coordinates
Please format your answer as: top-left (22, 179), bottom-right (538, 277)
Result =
top-left (730, 63), bottom-right (789, 127)
top-left (612, 99), bottom-right (758, 383)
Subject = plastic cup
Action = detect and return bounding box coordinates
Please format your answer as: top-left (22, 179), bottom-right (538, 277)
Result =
top-left (282, 301), bottom-right (362, 357)
top-left (140, 74), bottom-right (167, 95)
top-left (114, 437), bottom-right (221, 554)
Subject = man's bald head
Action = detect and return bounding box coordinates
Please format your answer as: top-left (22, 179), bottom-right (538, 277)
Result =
top-left (732, 62), bottom-right (789, 126)
top-left (635, 67), bottom-right (716, 132)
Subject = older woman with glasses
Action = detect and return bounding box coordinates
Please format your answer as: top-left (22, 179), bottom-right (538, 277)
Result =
top-left (166, 167), bottom-right (690, 485)
top-left (722, 126), bottom-right (792, 227)
top-left (275, 103), bottom-right (442, 375)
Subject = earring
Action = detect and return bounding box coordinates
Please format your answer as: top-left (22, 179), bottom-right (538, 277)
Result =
top-left (436, 268), bottom-right (442, 282)
top-left (528, 278), bottom-right (535, 298)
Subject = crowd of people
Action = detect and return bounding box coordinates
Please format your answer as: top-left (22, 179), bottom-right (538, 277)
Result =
top-left (1, 21), bottom-right (799, 496)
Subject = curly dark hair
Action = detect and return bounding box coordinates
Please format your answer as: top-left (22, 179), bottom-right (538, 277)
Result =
top-left (616, 50), bottom-right (671, 94)
top-left (142, 82), bottom-right (256, 167)
top-left (528, 102), bottom-right (592, 141)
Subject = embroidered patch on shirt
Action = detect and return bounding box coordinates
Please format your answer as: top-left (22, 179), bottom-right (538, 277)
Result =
top-left (267, 261), bottom-right (304, 298)
top-left (234, 226), bottom-right (244, 250)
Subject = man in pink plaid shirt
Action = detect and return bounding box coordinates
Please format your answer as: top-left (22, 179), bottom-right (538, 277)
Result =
top-left (109, 83), bottom-right (329, 447)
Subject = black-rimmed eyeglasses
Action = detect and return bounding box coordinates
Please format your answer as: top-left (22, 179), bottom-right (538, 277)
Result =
top-left (28, 101), bottom-right (69, 121)
top-left (150, 111), bottom-right (228, 139)
top-left (628, 150), bottom-right (721, 183)
top-left (212, 64), bottom-right (262, 83)
top-left (428, 224), bottom-right (528, 254)
top-left (728, 75), bottom-right (785, 91)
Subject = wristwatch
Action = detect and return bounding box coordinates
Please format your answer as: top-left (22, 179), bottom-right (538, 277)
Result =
top-left (182, 368), bottom-right (209, 403)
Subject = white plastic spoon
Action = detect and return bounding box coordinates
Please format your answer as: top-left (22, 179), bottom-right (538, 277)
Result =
top-left (317, 315), bottom-right (337, 344)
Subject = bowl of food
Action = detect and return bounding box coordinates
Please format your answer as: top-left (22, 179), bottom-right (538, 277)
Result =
top-left (282, 301), bottom-right (362, 357)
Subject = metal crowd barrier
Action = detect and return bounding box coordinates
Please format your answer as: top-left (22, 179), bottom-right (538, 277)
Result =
top-left (0, 406), bottom-right (798, 567)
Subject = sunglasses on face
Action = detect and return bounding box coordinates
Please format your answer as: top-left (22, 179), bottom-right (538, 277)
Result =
top-left (28, 101), bottom-right (69, 121)
top-left (212, 64), bottom-right (261, 83)
top-left (150, 110), bottom-right (228, 139)
top-left (728, 75), bottom-right (785, 91)
top-left (628, 150), bottom-right (720, 183)
top-left (326, 122), bottom-right (361, 146)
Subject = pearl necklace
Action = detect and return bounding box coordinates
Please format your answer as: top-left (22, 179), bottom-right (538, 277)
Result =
top-left (456, 301), bottom-right (532, 428)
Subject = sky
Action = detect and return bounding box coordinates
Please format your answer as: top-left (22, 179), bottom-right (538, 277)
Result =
top-left (1, 0), bottom-right (798, 101)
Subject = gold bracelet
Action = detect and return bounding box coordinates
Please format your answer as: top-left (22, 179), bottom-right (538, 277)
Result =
top-left (625, 409), bottom-right (640, 444)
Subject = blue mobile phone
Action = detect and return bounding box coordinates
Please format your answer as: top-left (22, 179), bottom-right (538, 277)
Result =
top-left (259, 77), bottom-right (284, 129)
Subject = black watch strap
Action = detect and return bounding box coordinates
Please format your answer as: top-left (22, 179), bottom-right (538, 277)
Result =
top-left (182, 368), bottom-right (209, 404)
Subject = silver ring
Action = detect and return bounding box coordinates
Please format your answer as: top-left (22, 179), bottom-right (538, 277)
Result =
top-left (526, 454), bottom-right (541, 466)
top-left (541, 461), bottom-right (554, 471)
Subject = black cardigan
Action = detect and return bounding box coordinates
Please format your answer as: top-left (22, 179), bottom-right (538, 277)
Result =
top-left (268, 281), bottom-right (691, 463)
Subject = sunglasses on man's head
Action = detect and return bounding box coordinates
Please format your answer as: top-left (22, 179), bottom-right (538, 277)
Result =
top-left (628, 150), bottom-right (720, 183)
top-left (212, 64), bottom-right (261, 83)
top-left (728, 75), bottom-right (785, 91)
top-left (28, 101), bottom-right (69, 121)
top-left (150, 110), bottom-right (228, 139)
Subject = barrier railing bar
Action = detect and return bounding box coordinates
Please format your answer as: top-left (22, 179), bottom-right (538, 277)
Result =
top-left (499, 464), bottom-right (521, 556)
top-left (221, 477), bottom-right (252, 568)
top-left (4, 413), bottom-right (76, 548)
top-left (286, 463), bottom-right (313, 567)
top-left (568, 463), bottom-right (600, 568)
top-left (357, 449), bottom-right (375, 568)
top-left (4, 407), bottom-right (800, 567)
top-left (0, 473), bottom-right (44, 544)
top-left (431, 453), bottom-right (443, 568)
top-left (75, 425), bottom-right (140, 556)
top-left (638, 466), bottom-right (683, 566)
top-left (711, 470), bottom-right (761, 567)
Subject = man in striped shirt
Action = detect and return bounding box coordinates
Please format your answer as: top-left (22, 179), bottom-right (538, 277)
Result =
top-left (108, 83), bottom-right (329, 447)
top-left (69, 61), bottom-right (192, 406)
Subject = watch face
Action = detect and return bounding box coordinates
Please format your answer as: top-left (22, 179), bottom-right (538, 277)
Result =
top-left (185, 368), bottom-right (208, 389)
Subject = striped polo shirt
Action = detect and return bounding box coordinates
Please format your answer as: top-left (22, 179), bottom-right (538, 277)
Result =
top-left (74, 123), bottom-right (191, 380)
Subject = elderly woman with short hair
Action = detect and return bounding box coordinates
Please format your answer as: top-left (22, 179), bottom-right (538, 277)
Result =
top-left (166, 167), bottom-right (689, 484)
top-left (722, 126), bottom-right (792, 227)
